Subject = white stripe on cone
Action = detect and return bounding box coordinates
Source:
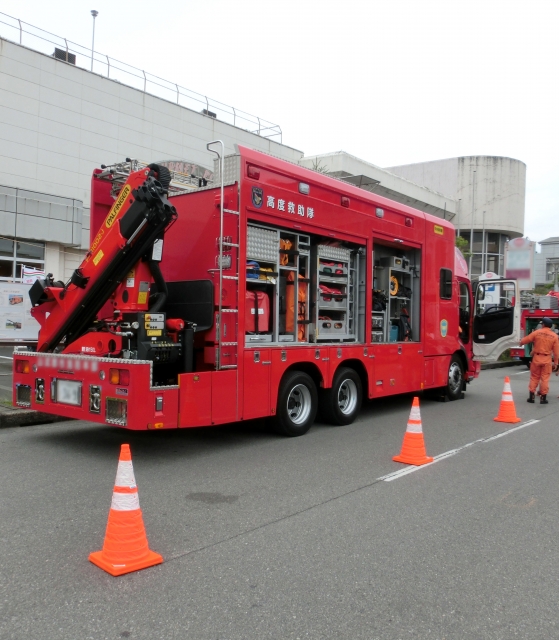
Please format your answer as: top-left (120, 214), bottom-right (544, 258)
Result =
top-left (111, 491), bottom-right (140, 511)
top-left (409, 405), bottom-right (421, 421)
top-left (407, 420), bottom-right (423, 433)
top-left (115, 460), bottom-right (137, 488)
top-left (406, 407), bottom-right (423, 433)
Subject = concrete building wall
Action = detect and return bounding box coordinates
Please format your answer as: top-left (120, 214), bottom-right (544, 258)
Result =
top-left (0, 184), bottom-right (82, 246)
top-left (0, 37), bottom-right (303, 276)
top-left (384, 157), bottom-right (459, 199)
top-left (534, 240), bottom-right (559, 285)
top-left (386, 156), bottom-right (526, 238)
top-left (299, 152), bottom-right (456, 220)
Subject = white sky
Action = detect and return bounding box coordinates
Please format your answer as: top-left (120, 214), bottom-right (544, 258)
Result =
top-left (2, 0), bottom-right (558, 243)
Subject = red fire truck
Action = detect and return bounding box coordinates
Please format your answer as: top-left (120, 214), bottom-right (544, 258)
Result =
top-left (12, 143), bottom-right (521, 436)
top-left (509, 293), bottom-right (559, 366)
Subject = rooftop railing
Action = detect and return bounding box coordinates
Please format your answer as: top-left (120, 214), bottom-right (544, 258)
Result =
top-left (0, 11), bottom-right (282, 142)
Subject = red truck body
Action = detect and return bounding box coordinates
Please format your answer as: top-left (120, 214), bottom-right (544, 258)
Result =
top-left (510, 303), bottom-right (559, 364)
top-left (13, 145), bottom-right (484, 434)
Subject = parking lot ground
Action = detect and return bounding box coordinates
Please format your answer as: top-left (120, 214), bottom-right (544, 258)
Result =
top-left (2, 366), bottom-right (559, 639)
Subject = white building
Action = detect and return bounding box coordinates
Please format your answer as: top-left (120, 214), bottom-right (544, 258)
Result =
top-left (534, 237), bottom-right (559, 286)
top-left (386, 156), bottom-right (526, 280)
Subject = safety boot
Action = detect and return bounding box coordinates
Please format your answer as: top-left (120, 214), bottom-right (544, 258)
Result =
top-left (527, 392), bottom-right (535, 403)
top-left (540, 395), bottom-right (548, 404)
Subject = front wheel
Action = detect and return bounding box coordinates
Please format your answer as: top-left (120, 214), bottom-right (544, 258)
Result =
top-left (320, 367), bottom-right (363, 426)
top-left (446, 355), bottom-right (464, 401)
top-left (274, 371), bottom-right (318, 437)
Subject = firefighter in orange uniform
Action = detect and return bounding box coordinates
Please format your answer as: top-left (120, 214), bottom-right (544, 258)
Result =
top-left (520, 317), bottom-right (559, 404)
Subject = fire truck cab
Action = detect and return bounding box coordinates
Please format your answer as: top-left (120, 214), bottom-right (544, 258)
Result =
top-left (13, 144), bottom-right (518, 436)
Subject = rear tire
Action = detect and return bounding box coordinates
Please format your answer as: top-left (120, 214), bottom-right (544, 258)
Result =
top-left (446, 355), bottom-right (464, 401)
top-left (274, 371), bottom-right (318, 437)
top-left (320, 367), bottom-right (362, 426)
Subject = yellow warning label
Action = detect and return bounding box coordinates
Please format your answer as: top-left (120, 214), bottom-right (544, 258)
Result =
top-left (434, 224), bottom-right (444, 235)
top-left (93, 250), bottom-right (104, 266)
top-left (138, 291), bottom-right (148, 304)
top-left (146, 330), bottom-right (162, 337)
top-left (105, 184), bottom-right (131, 229)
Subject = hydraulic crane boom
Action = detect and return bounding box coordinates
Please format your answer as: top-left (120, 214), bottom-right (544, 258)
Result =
top-left (30, 165), bottom-right (177, 353)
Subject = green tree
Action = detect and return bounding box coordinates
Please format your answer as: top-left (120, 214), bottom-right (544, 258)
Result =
top-left (455, 235), bottom-right (471, 259)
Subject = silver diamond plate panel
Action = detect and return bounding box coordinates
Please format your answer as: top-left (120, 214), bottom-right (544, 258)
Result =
top-left (247, 226), bottom-right (279, 262)
top-left (317, 244), bottom-right (351, 262)
top-left (214, 154), bottom-right (240, 184)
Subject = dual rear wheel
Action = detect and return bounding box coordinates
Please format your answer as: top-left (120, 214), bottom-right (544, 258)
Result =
top-left (274, 367), bottom-right (362, 437)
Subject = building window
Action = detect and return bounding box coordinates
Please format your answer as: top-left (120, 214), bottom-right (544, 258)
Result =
top-left (457, 232), bottom-right (509, 279)
top-left (0, 238), bottom-right (45, 281)
top-left (546, 260), bottom-right (559, 284)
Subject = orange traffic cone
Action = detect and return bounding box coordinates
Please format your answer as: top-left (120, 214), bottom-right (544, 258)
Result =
top-left (393, 397), bottom-right (433, 465)
top-left (89, 444), bottom-right (163, 576)
top-left (494, 376), bottom-right (521, 423)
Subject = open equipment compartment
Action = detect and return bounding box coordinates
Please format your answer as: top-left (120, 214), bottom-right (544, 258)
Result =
top-left (372, 244), bottom-right (421, 342)
top-left (311, 243), bottom-right (360, 343)
top-left (245, 224), bottom-right (312, 345)
top-left (246, 224), bottom-right (363, 345)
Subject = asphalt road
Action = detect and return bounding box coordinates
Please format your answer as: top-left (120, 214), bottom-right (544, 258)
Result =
top-left (2, 366), bottom-right (559, 640)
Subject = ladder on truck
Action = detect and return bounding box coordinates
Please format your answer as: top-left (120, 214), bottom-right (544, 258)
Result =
top-left (207, 141), bottom-right (239, 371)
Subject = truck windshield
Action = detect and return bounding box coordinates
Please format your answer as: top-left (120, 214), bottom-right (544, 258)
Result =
top-left (476, 281), bottom-right (515, 315)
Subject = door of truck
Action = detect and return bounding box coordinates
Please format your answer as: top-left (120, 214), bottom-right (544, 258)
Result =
top-left (473, 276), bottom-right (520, 361)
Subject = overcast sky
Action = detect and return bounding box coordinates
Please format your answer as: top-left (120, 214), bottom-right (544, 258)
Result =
top-left (2, 0), bottom-right (558, 243)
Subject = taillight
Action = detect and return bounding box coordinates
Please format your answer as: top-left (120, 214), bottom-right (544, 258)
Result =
top-left (247, 165), bottom-right (260, 179)
top-left (16, 360), bottom-right (30, 374)
top-left (109, 368), bottom-right (130, 385)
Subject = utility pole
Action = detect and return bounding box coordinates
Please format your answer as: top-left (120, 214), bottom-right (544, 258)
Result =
top-left (91, 10), bottom-right (98, 72)
top-left (481, 210), bottom-right (486, 274)
top-left (468, 169), bottom-right (477, 276)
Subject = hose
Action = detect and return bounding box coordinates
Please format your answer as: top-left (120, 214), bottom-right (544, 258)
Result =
top-left (148, 258), bottom-right (168, 312)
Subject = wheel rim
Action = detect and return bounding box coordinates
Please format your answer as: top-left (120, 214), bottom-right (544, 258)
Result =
top-left (448, 362), bottom-right (463, 394)
top-left (286, 384), bottom-right (312, 425)
top-left (337, 378), bottom-right (358, 415)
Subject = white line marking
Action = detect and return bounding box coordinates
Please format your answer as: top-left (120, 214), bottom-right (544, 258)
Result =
top-left (483, 419), bottom-right (539, 441)
top-left (0, 355), bottom-right (14, 360)
top-left (380, 420), bottom-right (540, 482)
top-left (512, 370), bottom-right (530, 375)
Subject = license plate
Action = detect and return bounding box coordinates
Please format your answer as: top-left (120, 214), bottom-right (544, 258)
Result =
top-left (55, 379), bottom-right (82, 406)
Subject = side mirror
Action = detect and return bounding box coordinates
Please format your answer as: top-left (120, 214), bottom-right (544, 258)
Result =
top-left (477, 284), bottom-right (485, 301)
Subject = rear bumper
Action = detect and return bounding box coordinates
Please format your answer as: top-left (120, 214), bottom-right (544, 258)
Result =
top-left (12, 351), bottom-right (178, 430)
